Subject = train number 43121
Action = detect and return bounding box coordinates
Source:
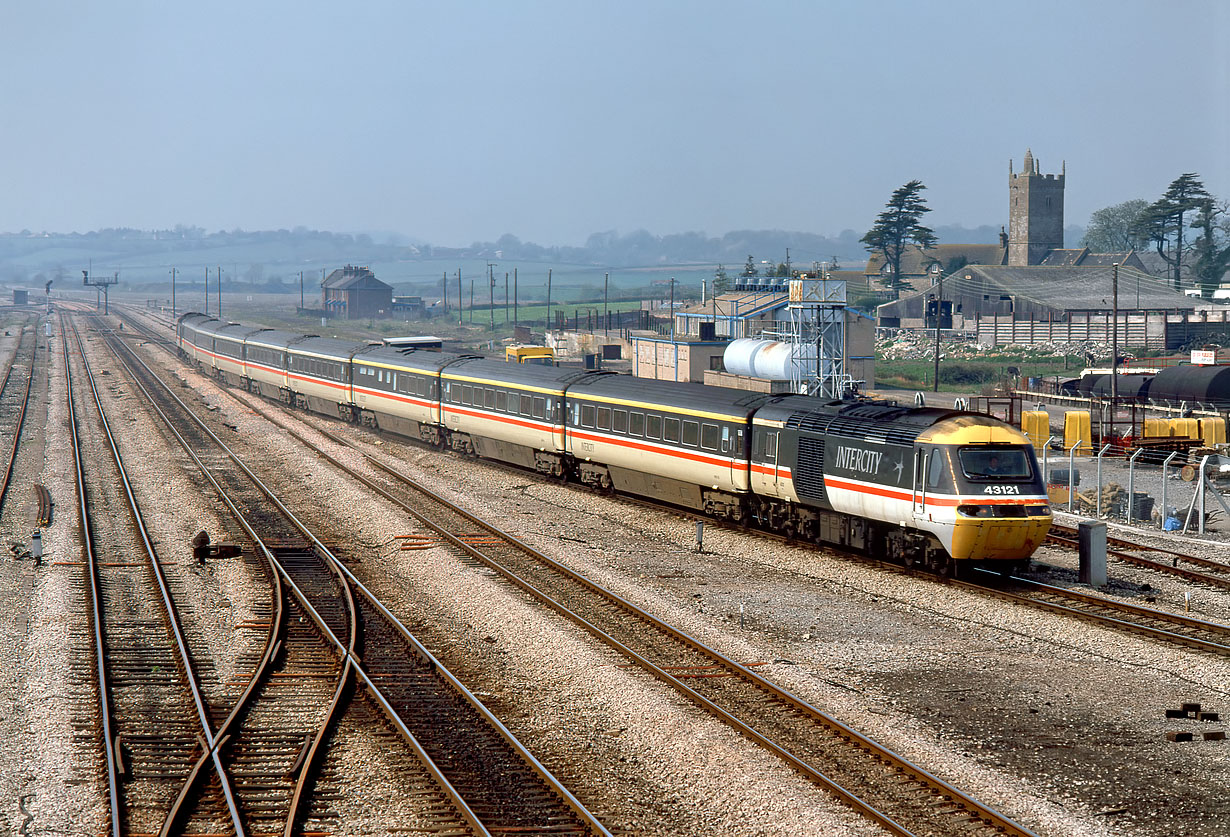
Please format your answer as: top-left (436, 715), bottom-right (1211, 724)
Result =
top-left (983, 485), bottom-right (1020, 494)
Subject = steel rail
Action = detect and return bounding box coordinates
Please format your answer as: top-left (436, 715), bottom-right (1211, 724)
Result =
top-left (267, 411), bottom-right (1036, 837)
top-left (68, 316), bottom-right (247, 835)
top-left (965, 568), bottom-right (1230, 655)
top-left (104, 325), bottom-right (565, 837)
top-left (0, 322), bottom-right (35, 515)
top-left (62, 315), bottom-right (121, 837)
top-left (116, 316), bottom-right (608, 836)
top-left (1047, 523), bottom-right (1230, 588)
top-left (97, 321), bottom-right (361, 837)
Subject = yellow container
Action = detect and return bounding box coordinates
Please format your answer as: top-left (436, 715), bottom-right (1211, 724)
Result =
top-left (1200, 417), bottom-right (1226, 446)
top-left (1143, 418), bottom-right (1167, 438)
top-left (1169, 417), bottom-right (1200, 440)
top-left (1064, 410), bottom-right (1092, 454)
top-left (1021, 410), bottom-right (1049, 449)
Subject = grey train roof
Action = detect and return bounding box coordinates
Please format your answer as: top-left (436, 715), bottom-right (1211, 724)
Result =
top-left (440, 357), bottom-right (598, 389)
top-left (353, 344), bottom-right (475, 373)
top-left (244, 329), bottom-right (315, 350)
top-left (566, 373), bottom-right (771, 418)
top-left (287, 335), bottom-right (371, 359)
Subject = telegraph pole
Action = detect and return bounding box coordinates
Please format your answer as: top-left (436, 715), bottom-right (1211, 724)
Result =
top-left (546, 269), bottom-right (553, 330)
top-left (487, 262), bottom-right (497, 330)
top-left (1110, 262), bottom-right (1119, 442)
top-left (204, 267), bottom-right (209, 316)
top-left (217, 265), bottom-right (222, 319)
top-left (170, 267), bottom-right (177, 319)
top-left (443, 271), bottom-right (448, 314)
top-left (604, 272), bottom-right (609, 337)
top-left (504, 272), bottom-right (509, 324)
top-left (457, 269), bottom-right (463, 326)
top-left (513, 268), bottom-right (518, 327)
top-left (669, 277), bottom-right (676, 341)
top-left (299, 271), bottom-right (304, 311)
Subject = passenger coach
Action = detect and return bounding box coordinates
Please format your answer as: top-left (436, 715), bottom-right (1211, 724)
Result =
top-left (563, 373), bottom-right (769, 519)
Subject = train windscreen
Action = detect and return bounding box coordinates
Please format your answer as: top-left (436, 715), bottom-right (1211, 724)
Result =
top-left (958, 448), bottom-right (1032, 479)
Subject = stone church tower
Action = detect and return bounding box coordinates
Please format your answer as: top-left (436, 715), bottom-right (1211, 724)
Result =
top-left (1008, 148), bottom-right (1065, 265)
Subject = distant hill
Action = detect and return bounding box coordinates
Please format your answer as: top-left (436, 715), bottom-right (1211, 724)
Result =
top-left (0, 222), bottom-right (1086, 289)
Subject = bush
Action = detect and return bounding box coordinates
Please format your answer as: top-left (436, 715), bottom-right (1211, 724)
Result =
top-left (938, 363), bottom-right (998, 386)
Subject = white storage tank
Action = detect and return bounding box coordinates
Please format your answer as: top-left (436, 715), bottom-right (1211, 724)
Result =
top-left (723, 338), bottom-right (816, 380)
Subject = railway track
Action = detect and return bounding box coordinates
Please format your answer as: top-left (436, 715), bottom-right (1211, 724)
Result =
top-left (94, 313), bottom-right (608, 836)
top-left (1047, 522), bottom-right (1230, 591)
top-left (0, 319), bottom-right (36, 516)
top-left (228, 388), bottom-right (1041, 837)
top-left (117, 302), bottom-right (1230, 828)
top-left (965, 568), bottom-right (1230, 656)
top-left (64, 316), bottom-right (245, 836)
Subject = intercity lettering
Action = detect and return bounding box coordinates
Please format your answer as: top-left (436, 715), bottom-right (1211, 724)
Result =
top-left (834, 445), bottom-right (883, 475)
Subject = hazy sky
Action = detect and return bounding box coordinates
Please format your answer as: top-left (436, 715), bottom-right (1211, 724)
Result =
top-left (2, 1), bottom-right (1226, 247)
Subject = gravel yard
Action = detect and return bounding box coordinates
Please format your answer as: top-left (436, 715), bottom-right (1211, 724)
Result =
top-left (0, 309), bottom-right (1226, 836)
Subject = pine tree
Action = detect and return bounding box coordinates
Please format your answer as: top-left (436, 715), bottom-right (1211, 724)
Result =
top-left (1135, 173), bottom-right (1211, 290)
top-left (861, 180), bottom-right (937, 300)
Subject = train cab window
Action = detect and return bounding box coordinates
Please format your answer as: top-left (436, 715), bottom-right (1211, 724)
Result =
top-left (646, 415), bottom-right (662, 439)
top-left (664, 418), bottom-right (680, 443)
top-left (682, 420), bottom-right (699, 447)
top-left (701, 423), bottom-right (719, 451)
top-left (928, 450), bottom-right (945, 487)
top-left (613, 410), bottom-right (627, 433)
top-left (520, 394), bottom-right (532, 416)
top-left (765, 432), bottom-right (778, 462)
top-left (959, 448), bottom-right (1031, 479)
top-left (581, 404), bottom-right (596, 427)
top-left (495, 390), bottom-right (506, 412)
top-left (597, 407), bottom-right (611, 430)
top-left (629, 412), bottom-right (644, 436)
top-left (533, 397), bottom-right (546, 419)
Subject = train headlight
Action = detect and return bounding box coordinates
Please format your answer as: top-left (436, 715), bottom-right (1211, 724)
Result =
top-left (957, 504), bottom-right (987, 517)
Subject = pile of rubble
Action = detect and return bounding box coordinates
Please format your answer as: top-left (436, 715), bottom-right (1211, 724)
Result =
top-left (875, 331), bottom-right (1136, 364)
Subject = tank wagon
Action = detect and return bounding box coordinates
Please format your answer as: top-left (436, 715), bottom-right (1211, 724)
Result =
top-left (177, 313), bottom-right (1051, 574)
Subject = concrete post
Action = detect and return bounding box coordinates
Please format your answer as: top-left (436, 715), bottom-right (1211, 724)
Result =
top-left (1095, 443), bottom-right (1112, 518)
top-left (1067, 440), bottom-right (1080, 513)
top-left (1126, 448), bottom-right (1144, 524)
top-left (1160, 451), bottom-right (1179, 529)
top-left (1078, 520), bottom-right (1107, 587)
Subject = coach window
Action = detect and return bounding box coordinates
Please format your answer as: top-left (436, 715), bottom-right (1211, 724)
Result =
top-left (720, 426), bottom-right (732, 452)
top-left (664, 417), bottom-right (680, 443)
top-left (581, 404), bottom-right (596, 427)
top-left (486, 388), bottom-right (496, 409)
top-left (533, 397), bottom-right (546, 419)
top-left (630, 411), bottom-right (644, 437)
top-left (646, 414), bottom-right (662, 439)
top-left (596, 407), bottom-right (611, 430)
top-left (520, 394), bottom-right (533, 416)
top-left (613, 410), bottom-right (627, 433)
top-left (495, 390), bottom-right (507, 412)
top-left (682, 420), bottom-right (699, 447)
top-left (701, 423), bottom-right (719, 451)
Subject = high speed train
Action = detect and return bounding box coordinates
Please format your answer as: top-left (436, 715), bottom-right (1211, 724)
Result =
top-left (178, 313), bottom-right (1051, 575)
